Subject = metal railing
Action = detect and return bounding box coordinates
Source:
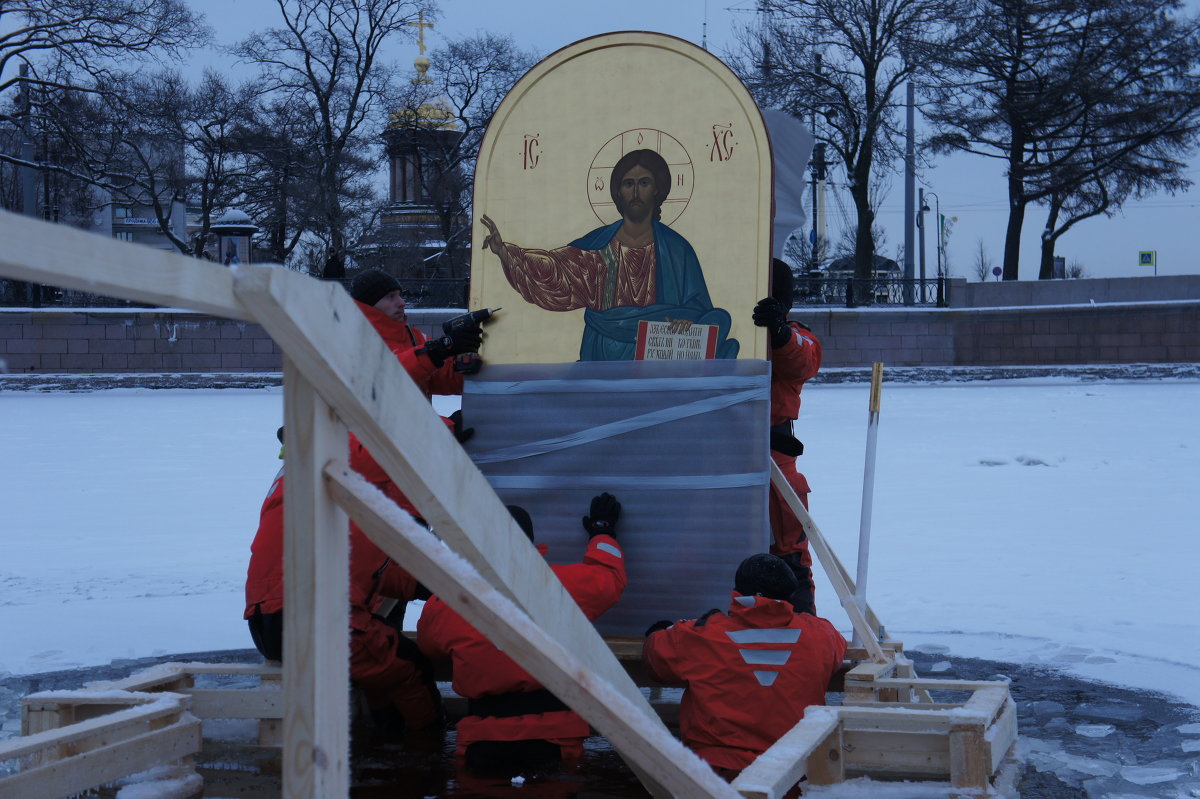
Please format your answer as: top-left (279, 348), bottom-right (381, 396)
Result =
top-left (5, 275), bottom-right (942, 310)
top-left (2, 276), bottom-right (472, 310)
top-left (793, 276), bottom-right (949, 307)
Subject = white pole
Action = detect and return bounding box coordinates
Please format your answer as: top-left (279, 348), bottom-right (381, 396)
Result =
top-left (852, 362), bottom-right (884, 646)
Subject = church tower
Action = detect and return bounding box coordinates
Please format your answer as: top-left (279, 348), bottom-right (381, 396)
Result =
top-left (371, 12), bottom-right (468, 299)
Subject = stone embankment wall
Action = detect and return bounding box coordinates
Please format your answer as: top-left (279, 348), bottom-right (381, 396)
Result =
top-left (2, 274), bottom-right (1197, 373)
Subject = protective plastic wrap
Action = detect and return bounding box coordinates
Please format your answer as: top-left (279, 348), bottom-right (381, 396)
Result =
top-left (462, 359), bottom-right (771, 636)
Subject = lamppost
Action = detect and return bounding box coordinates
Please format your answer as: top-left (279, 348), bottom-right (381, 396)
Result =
top-left (917, 187), bottom-right (928, 302)
top-left (921, 191), bottom-right (943, 306)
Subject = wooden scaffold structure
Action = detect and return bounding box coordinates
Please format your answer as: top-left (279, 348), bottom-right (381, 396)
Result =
top-left (0, 209), bottom-right (1018, 799)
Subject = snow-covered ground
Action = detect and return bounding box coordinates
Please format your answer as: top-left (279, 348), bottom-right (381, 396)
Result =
top-left (1, 373), bottom-right (1197, 714)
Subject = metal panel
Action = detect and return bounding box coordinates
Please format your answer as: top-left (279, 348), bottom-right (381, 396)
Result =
top-left (462, 360), bottom-right (770, 636)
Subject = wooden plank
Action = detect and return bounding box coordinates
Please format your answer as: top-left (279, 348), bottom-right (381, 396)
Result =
top-left (769, 463), bottom-right (887, 662)
top-left (3, 698), bottom-right (184, 761)
top-left (731, 709), bottom-right (842, 799)
top-left (233, 268), bottom-right (671, 742)
top-left (175, 662), bottom-right (283, 677)
top-left (186, 688), bottom-right (283, 720)
top-left (837, 705), bottom-right (958, 732)
top-left (842, 730), bottom-right (949, 776)
top-left (868, 678), bottom-right (1010, 693)
top-left (949, 723), bottom-right (989, 790)
top-left (281, 363), bottom-right (350, 799)
top-left (804, 722), bottom-right (846, 787)
top-left (962, 686), bottom-right (1009, 721)
top-left (844, 660), bottom-right (894, 682)
top-left (84, 663), bottom-right (193, 693)
top-left (324, 462), bottom-right (739, 799)
top-left (988, 697), bottom-right (1019, 773)
top-left (0, 717), bottom-right (201, 799)
top-left (0, 209), bottom-right (248, 319)
top-left (768, 462), bottom-right (885, 635)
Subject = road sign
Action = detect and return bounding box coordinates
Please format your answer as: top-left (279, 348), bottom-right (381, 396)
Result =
top-left (1139, 251), bottom-right (1156, 267)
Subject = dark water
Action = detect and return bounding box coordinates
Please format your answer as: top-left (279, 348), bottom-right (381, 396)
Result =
top-left (4, 647), bottom-right (1199, 797)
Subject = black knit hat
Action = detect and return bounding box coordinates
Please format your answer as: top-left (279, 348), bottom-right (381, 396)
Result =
top-left (734, 553), bottom-right (799, 601)
top-left (350, 269), bottom-right (402, 307)
top-left (507, 505), bottom-right (535, 542)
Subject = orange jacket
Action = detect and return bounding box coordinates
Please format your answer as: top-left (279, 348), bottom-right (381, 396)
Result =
top-left (417, 535), bottom-right (627, 758)
top-left (769, 321), bottom-right (822, 426)
top-left (243, 472), bottom-right (418, 620)
top-left (355, 300), bottom-right (463, 398)
top-left (642, 594), bottom-right (846, 772)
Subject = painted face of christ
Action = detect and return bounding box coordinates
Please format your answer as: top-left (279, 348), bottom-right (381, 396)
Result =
top-left (608, 148), bottom-right (672, 225)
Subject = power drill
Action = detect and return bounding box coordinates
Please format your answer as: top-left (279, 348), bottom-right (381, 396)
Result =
top-left (442, 307), bottom-right (500, 337)
top-left (442, 308), bottom-right (499, 373)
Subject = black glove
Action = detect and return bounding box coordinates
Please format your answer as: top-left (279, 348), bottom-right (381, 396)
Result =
top-left (644, 619), bottom-right (673, 637)
top-left (417, 335), bottom-right (454, 368)
top-left (752, 297), bottom-right (793, 349)
top-left (445, 324), bottom-right (482, 355)
top-left (449, 410), bottom-right (474, 444)
top-left (582, 492), bottom-right (621, 538)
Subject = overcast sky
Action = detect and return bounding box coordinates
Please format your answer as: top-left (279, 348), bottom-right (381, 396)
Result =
top-left (184, 0), bottom-right (1200, 281)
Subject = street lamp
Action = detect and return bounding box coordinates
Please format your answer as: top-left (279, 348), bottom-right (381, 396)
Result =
top-left (921, 192), bottom-right (943, 306)
top-left (917, 187), bottom-right (928, 301)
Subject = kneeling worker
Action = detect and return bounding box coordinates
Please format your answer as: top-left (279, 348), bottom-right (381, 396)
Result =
top-left (418, 494), bottom-right (626, 775)
top-left (642, 553), bottom-right (846, 778)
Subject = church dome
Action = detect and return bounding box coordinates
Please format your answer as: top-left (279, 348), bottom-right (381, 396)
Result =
top-left (388, 55), bottom-right (458, 131)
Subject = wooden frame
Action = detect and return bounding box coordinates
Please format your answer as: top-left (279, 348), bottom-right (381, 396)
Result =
top-left (0, 209), bottom-right (1018, 799)
top-left (2, 693), bottom-right (200, 799)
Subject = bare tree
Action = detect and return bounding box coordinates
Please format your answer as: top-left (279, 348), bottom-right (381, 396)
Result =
top-left (925, 0), bottom-right (1200, 280)
top-left (732, 0), bottom-right (966, 299)
top-left (40, 69), bottom-right (258, 256)
top-left (235, 0), bottom-right (431, 279)
top-left (971, 238), bottom-right (993, 281)
top-left (783, 232), bottom-right (831, 274)
top-left (0, 0), bottom-right (207, 148)
top-left (236, 97), bottom-right (322, 267)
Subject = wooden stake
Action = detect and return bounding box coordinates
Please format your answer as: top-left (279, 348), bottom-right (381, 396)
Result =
top-left (281, 362), bottom-right (350, 799)
top-left (853, 362), bottom-right (884, 646)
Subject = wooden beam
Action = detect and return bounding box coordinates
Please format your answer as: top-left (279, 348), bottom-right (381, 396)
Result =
top-left (2, 697), bottom-right (185, 762)
top-left (281, 362), bottom-right (350, 799)
top-left (731, 708), bottom-right (842, 798)
top-left (324, 462), bottom-right (740, 799)
top-left (0, 716), bottom-right (200, 799)
top-left (0, 209), bottom-right (248, 319)
top-left (769, 462), bottom-right (888, 662)
top-left (988, 697), bottom-right (1019, 773)
top-left (232, 267), bottom-right (667, 728)
top-left (187, 688), bottom-right (283, 720)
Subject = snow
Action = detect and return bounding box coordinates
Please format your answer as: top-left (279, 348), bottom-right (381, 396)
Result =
top-left (0, 374), bottom-right (1197, 717)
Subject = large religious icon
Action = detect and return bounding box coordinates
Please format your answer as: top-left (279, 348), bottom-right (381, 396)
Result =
top-left (470, 32), bottom-right (774, 364)
top-left (464, 33), bottom-right (777, 636)
top-left (480, 146), bottom-right (738, 361)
